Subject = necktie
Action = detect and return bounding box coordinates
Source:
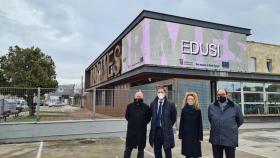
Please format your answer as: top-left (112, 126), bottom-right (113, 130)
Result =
top-left (156, 102), bottom-right (162, 127)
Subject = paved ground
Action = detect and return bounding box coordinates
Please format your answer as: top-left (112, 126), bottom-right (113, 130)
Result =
top-left (39, 106), bottom-right (118, 121)
top-left (0, 106), bottom-right (96, 123)
top-left (238, 129), bottom-right (280, 158)
top-left (1, 128), bottom-right (279, 158)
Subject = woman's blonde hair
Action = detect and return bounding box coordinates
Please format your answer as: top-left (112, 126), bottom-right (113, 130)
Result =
top-left (182, 91), bottom-right (200, 110)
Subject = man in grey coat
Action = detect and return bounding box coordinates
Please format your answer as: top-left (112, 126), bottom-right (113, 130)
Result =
top-left (208, 88), bottom-right (244, 158)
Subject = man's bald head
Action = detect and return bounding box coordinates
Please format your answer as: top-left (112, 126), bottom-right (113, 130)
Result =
top-left (135, 91), bottom-right (144, 99)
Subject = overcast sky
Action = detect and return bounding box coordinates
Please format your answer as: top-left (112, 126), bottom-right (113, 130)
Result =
top-left (0, 0), bottom-right (279, 86)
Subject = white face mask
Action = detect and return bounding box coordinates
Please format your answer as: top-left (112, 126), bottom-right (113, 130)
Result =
top-left (157, 93), bottom-right (165, 100)
top-left (187, 100), bottom-right (194, 105)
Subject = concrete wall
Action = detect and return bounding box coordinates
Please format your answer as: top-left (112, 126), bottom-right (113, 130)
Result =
top-left (0, 119), bottom-right (127, 143)
top-left (247, 41), bottom-right (280, 74)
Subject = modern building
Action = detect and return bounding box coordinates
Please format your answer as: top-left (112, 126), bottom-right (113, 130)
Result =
top-left (85, 10), bottom-right (280, 127)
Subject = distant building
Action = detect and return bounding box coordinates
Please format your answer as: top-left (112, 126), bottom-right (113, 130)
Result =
top-left (46, 85), bottom-right (75, 105)
top-left (247, 41), bottom-right (280, 74)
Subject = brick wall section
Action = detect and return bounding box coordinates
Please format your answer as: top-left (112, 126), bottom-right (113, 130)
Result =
top-left (85, 92), bottom-right (93, 111)
top-left (94, 84), bottom-right (130, 117)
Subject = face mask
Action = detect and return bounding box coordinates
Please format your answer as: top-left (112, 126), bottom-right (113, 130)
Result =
top-left (187, 101), bottom-right (194, 105)
top-left (134, 98), bottom-right (143, 103)
top-left (218, 96), bottom-right (227, 103)
top-left (157, 93), bottom-right (165, 100)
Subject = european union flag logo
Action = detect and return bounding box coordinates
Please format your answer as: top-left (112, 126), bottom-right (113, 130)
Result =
top-left (222, 61), bottom-right (229, 68)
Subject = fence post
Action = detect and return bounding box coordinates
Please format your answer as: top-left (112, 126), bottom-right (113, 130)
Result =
top-left (36, 87), bottom-right (41, 121)
top-left (81, 76), bottom-right (84, 108)
top-left (92, 88), bottom-right (96, 119)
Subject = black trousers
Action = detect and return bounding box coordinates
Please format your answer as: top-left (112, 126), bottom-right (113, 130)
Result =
top-left (212, 144), bottom-right (236, 158)
top-left (123, 146), bottom-right (144, 158)
top-left (154, 127), bottom-right (172, 158)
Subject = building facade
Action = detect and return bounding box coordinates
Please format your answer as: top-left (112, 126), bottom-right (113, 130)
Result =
top-left (247, 41), bottom-right (280, 74)
top-left (85, 10), bottom-right (280, 126)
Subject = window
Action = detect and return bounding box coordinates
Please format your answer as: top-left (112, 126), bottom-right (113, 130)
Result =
top-left (217, 81), bottom-right (241, 92)
top-left (244, 93), bottom-right (263, 102)
top-left (105, 89), bottom-right (113, 106)
top-left (243, 82), bottom-right (263, 92)
top-left (165, 85), bottom-right (173, 101)
top-left (265, 83), bottom-right (280, 92)
top-left (217, 81), bottom-right (280, 115)
top-left (265, 83), bottom-right (280, 114)
top-left (244, 104), bottom-right (265, 114)
top-left (96, 90), bottom-right (105, 106)
top-left (217, 81), bottom-right (241, 105)
top-left (249, 57), bottom-right (256, 72)
top-left (266, 59), bottom-right (272, 73)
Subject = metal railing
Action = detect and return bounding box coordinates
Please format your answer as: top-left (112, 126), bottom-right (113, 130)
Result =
top-left (0, 87), bottom-right (88, 123)
top-left (0, 87), bottom-right (159, 123)
top-left (2, 87), bottom-right (279, 123)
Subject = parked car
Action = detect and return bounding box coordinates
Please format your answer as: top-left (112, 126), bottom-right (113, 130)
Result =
top-left (0, 99), bottom-right (8, 115)
top-left (44, 100), bottom-right (55, 107)
top-left (0, 99), bottom-right (9, 121)
top-left (16, 99), bottom-right (28, 112)
top-left (5, 99), bottom-right (17, 113)
top-left (45, 99), bottom-right (62, 107)
top-left (3, 99), bottom-right (19, 117)
top-left (48, 102), bottom-right (55, 107)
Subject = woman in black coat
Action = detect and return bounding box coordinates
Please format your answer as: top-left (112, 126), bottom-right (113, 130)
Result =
top-left (179, 92), bottom-right (203, 158)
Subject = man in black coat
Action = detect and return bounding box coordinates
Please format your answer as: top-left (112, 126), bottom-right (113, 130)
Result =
top-left (149, 86), bottom-right (177, 158)
top-left (124, 91), bottom-right (151, 158)
top-left (208, 88), bottom-right (244, 158)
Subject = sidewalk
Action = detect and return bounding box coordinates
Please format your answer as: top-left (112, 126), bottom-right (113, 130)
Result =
top-left (240, 122), bottom-right (280, 129)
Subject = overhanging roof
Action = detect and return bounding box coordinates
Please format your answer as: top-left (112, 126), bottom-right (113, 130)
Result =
top-left (86, 10), bottom-right (251, 71)
top-left (86, 65), bottom-right (280, 90)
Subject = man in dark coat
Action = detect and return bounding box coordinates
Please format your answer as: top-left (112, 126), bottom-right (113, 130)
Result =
top-left (208, 88), bottom-right (244, 158)
top-left (124, 91), bottom-right (151, 158)
top-left (149, 86), bottom-right (177, 158)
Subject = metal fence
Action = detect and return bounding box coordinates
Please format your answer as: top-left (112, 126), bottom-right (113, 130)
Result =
top-left (0, 87), bottom-right (159, 123)
top-left (0, 87), bottom-right (87, 123)
top-left (2, 86), bottom-right (280, 124)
